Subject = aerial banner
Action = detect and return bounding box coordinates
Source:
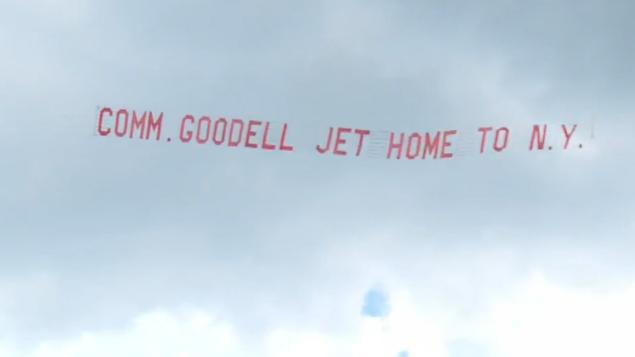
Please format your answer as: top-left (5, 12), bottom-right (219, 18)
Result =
top-left (95, 106), bottom-right (594, 161)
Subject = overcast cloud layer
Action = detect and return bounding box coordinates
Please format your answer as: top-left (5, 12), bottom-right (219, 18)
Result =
top-left (1, 0), bottom-right (634, 356)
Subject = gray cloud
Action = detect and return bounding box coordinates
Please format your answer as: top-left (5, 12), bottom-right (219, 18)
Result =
top-left (1, 0), bottom-right (634, 354)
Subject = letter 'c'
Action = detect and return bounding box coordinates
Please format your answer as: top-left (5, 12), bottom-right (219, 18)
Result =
top-left (98, 107), bottom-right (112, 136)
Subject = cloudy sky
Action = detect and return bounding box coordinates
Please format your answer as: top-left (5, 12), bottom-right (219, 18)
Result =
top-left (1, 0), bottom-right (634, 356)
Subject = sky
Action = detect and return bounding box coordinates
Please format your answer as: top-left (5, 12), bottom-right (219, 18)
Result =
top-left (1, 0), bottom-right (634, 356)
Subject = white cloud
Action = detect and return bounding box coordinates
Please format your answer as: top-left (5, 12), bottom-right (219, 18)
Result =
top-left (352, 291), bottom-right (447, 357)
top-left (18, 309), bottom-right (241, 357)
top-left (0, 293), bottom-right (448, 357)
top-left (481, 274), bottom-right (635, 357)
top-left (4, 275), bottom-right (635, 357)
top-left (265, 329), bottom-right (337, 357)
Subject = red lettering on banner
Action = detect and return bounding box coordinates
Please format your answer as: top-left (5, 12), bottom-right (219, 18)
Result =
top-left (562, 124), bottom-right (577, 149)
top-left (494, 127), bottom-right (509, 152)
top-left (334, 127), bottom-right (352, 155)
top-left (262, 122), bottom-right (276, 150)
top-left (354, 129), bottom-right (370, 156)
top-left (279, 123), bottom-right (294, 151)
top-left (213, 118), bottom-right (227, 145)
top-left (146, 112), bottom-right (163, 140)
top-left (98, 107), bottom-right (112, 136)
top-left (316, 127), bottom-right (334, 154)
top-left (180, 114), bottom-right (194, 143)
top-left (441, 130), bottom-right (456, 159)
top-left (317, 127), bottom-right (368, 156)
top-left (129, 111), bottom-right (146, 139)
top-left (196, 116), bottom-right (211, 144)
top-left (96, 105), bottom-right (587, 160)
top-left (115, 109), bottom-right (129, 137)
top-left (406, 133), bottom-right (422, 159)
top-left (387, 132), bottom-right (405, 159)
top-left (530, 125), bottom-right (547, 150)
top-left (245, 120), bottom-right (261, 148)
top-left (280, 123), bottom-right (293, 151)
top-left (478, 127), bottom-right (492, 153)
top-left (228, 119), bottom-right (244, 147)
top-left (422, 132), bottom-right (441, 159)
top-left (98, 108), bottom-right (162, 140)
